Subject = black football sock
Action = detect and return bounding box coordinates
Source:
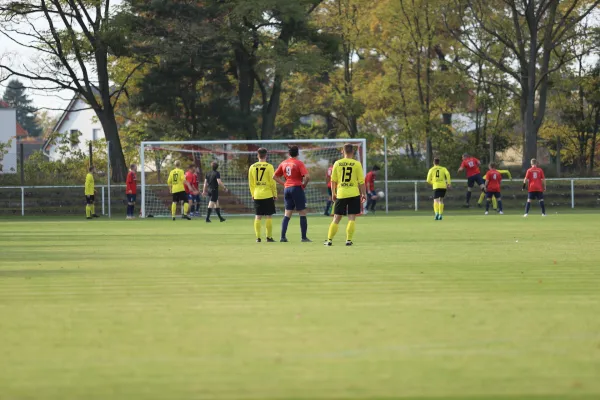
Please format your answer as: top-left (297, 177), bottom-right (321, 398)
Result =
top-left (497, 200), bottom-right (503, 212)
top-left (371, 200), bottom-right (377, 211)
top-left (525, 202), bottom-right (531, 214)
top-left (216, 208), bottom-right (223, 220)
top-left (485, 200), bottom-right (490, 212)
top-left (281, 216), bottom-right (290, 238)
top-left (300, 216), bottom-right (308, 239)
top-left (466, 191), bottom-right (472, 204)
top-left (206, 208), bottom-right (213, 221)
top-left (540, 200), bottom-right (546, 214)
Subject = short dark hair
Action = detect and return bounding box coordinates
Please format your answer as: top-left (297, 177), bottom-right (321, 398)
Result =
top-left (343, 143), bottom-right (355, 155)
top-left (130, 163), bottom-right (136, 169)
top-left (289, 146), bottom-right (299, 157)
top-left (489, 162), bottom-right (497, 169)
top-left (434, 158), bottom-right (440, 165)
top-left (188, 164), bottom-right (195, 170)
top-left (211, 161), bottom-right (219, 171)
top-left (372, 165), bottom-right (381, 171)
top-left (257, 148), bottom-right (267, 158)
top-left (531, 158), bottom-right (538, 166)
top-left (462, 153), bottom-right (469, 158)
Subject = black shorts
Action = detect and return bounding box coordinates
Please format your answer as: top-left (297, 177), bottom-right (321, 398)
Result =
top-left (334, 195), bottom-right (362, 216)
top-left (127, 194), bottom-right (137, 203)
top-left (433, 189), bottom-right (446, 199)
top-left (208, 190), bottom-right (219, 202)
top-left (486, 191), bottom-right (501, 199)
top-left (85, 195), bottom-right (95, 204)
top-left (254, 198), bottom-right (276, 216)
top-left (468, 174), bottom-right (485, 188)
top-left (172, 191), bottom-right (187, 203)
top-left (528, 191), bottom-right (544, 200)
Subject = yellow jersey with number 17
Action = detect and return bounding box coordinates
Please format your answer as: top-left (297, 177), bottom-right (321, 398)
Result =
top-left (331, 158), bottom-right (365, 199)
top-left (427, 166), bottom-right (451, 189)
top-left (248, 161), bottom-right (276, 200)
top-left (168, 168), bottom-right (186, 193)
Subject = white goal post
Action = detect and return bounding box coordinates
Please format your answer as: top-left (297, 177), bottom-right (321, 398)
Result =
top-left (139, 139), bottom-right (367, 218)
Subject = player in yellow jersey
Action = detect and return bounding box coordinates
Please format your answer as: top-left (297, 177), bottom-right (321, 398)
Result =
top-left (249, 148), bottom-right (278, 243)
top-left (167, 160), bottom-right (192, 221)
top-left (477, 169), bottom-right (512, 210)
top-left (85, 166), bottom-right (99, 219)
top-left (426, 158), bottom-right (451, 220)
top-left (324, 143), bottom-right (366, 246)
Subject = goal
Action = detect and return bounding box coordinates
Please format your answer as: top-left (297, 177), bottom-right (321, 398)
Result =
top-left (139, 139), bottom-right (367, 218)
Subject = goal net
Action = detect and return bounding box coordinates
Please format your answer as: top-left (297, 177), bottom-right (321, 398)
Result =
top-left (140, 139), bottom-right (367, 218)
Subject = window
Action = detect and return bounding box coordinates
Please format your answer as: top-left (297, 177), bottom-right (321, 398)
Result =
top-left (92, 128), bottom-right (101, 141)
top-left (69, 129), bottom-right (81, 149)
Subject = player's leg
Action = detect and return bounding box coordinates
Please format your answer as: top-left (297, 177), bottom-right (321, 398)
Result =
top-left (370, 191), bottom-right (377, 212)
top-left (296, 188), bottom-right (310, 242)
top-left (539, 192), bottom-right (546, 216)
top-left (194, 195), bottom-right (200, 217)
top-left (477, 176), bottom-right (486, 208)
top-left (90, 196), bottom-right (98, 217)
top-left (85, 196), bottom-right (92, 219)
top-left (131, 194), bottom-right (136, 219)
top-left (281, 188), bottom-right (293, 242)
top-left (433, 198), bottom-right (439, 219)
top-left (254, 215), bottom-right (262, 242)
top-left (325, 213), bottom-right (343, 246)
top-left (345, 196), bottom-right (361, 245)
top-left (439, 198), bottom-right (445, 219)
top-left (465, 178), bottom-right (474, 206)
top-left (485, 191), bottom-right (492, 214)
top-left (524, 193), bottom-right (532, 216)
top-left (325, 188), bottom-right (332, 216)
top-left (206, 197), bottom-right (214, 222)
top-left (213, 191), bottom-right (225, 222)
top-left (496, 193), bottom-right (503, 214)
top-left (172, 193), bottom-right (177, 220)
top-left (477, 191), bottom-right (486, 207)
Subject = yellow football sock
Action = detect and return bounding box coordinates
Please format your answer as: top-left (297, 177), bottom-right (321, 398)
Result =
top-left (254, 219), bottom-right (262, 238)
top-left (184, 203), bottom-right (189, 215)
top-left (346, 220), bottom-right (356, 241)
top-left (86, 205), bottom-right (91, 218)
top-left (327, 222), bottom-right (339, 240)
top-left (492, 196), bottom-right (498, 209)
top-left (171, 202), bottom-right (177, 217)
top-left (439, 203), bottom-right (444, 215)
top-left (266, 218), bottom-right (273, 238)
top-left (478, 192), bottom-right (485, 204)
top-left (91, 204), bottom-right (95, 214)
top-left (434, 202), bottom-right (439, 214)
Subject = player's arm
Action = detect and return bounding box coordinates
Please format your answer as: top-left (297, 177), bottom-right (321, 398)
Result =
top-left (357, 166), bottom-right (366, 203)
top-left (301, 163), bottom-right (310, 188)
top-left (273, 165), bottom-right (286, 186)
top-left (202, 178), bottom-right (208, 195)
top-left (542, 171), bottom-right (546, 191)
top-left (522, 172), bottom-right (529, 190)
top-left (499, 169), bottom-right (513, 180)
top-left (268, 165), bottom-right (277, 199)
top-left (445, 168), bottom-right (452, 188)
top-left (426, 169), bottom-right (433, 185)
top-left (330, 165), bottom-right (338, 201)
top-left (217, 178), bottom-right (228, 192)
top-left (457, 161), bottom-right (465, 174)
top-left (184, 179), bottom-right (193, 193)
top-left (167, 172), bottom-right (173, 193)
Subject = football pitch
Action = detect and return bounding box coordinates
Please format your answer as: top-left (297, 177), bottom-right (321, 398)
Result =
top-left (1, 212), bottom-right (599, 400)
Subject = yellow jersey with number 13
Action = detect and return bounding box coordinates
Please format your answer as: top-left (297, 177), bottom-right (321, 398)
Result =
top-left (248, 161), bottom-right (276, 200)
top-left (427, 166), bottom-right (451, 189)
top-left (331, 158), bottom-right (365, 199)
top-left (168, 168), bottom-right (186, 193)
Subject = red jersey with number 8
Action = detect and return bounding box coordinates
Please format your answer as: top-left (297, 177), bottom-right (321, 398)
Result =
top-left (461, 157), bottom-right (481, 177)
top-left (275, 158), bottom-right (308, 188)
top-left (485, 169), bottom-right (502, 192)
top-left (525, 167), bottom-right (545, 192)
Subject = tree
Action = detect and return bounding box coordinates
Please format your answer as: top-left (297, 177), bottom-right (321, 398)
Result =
top-left (2, 79), bottom-right (42, 136)
top-left (0, 0), bottom-right (144, 181)
top-left (445, 0), bottom-right (600, 170)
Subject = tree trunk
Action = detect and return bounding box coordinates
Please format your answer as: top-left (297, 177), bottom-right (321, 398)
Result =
top-left (234, 46), bottom-right (257, 140)
top-left (97, 108), bottom-right (127, 182)
top-left (589, 110), bottom-right (599, 175)
top-left (261, 72), bottom-right (283, 140)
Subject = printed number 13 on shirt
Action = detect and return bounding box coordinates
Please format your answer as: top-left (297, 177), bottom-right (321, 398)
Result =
top-left (341, 167), bottom-right (352, 183)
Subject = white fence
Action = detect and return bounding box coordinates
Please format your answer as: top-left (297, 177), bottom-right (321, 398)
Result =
top-left (0, 178), bottom-right (599, 216)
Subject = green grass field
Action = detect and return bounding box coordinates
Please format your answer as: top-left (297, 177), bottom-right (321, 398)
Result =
top-left (1, 212), bottom-right (599, 400)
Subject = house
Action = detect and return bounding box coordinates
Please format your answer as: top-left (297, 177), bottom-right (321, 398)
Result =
top-left (42, 94), bottom-right (104, 161)
top-left (0, 101), bottom-right (21, 173)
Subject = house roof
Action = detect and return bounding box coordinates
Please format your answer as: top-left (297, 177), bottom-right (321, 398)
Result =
top-left (0, 100), bottom-right (30, 137)
top-left (42, 94), bottom-right (79, 154)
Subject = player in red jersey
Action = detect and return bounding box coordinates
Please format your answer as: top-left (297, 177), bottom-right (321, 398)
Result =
top-left (484, 162), bottom-right (504, 215)
top-left (523, 158), bottom-right (546, 217)
top-left (324, 162), bottom-right (334, 216)
top-left (185, 165), bottom-right (199, 218)
top-left (458, 153), bottom-right (485, 207)
top-left (125, 164), bottom-right (137, 219)
top-left (274, 145), bottom-right (311, 242)
top-left (365, 165), bottom-right (381, 214)
top-left (192, 166), bottom-right (201, 216)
